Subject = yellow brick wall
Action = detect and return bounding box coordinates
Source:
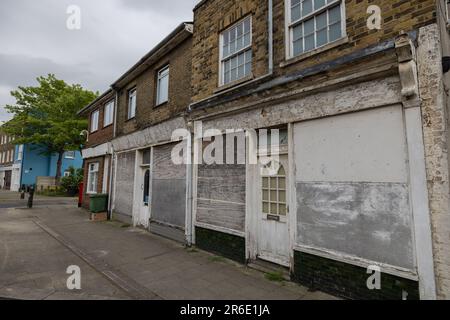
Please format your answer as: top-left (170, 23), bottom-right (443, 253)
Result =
top-left (192, 0), bottom-right (436, 103)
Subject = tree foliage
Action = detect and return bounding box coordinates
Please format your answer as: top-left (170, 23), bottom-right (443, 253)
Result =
top-left (60, 166), bottom-right (84, 196)
top-left (2, 74), bottom-right (97, 179)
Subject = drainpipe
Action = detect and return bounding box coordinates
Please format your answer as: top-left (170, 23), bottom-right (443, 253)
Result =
top-left (107, 88), bottom-right (119, 219)
top-left (268, 0), bottom-right (274, 74)
top-left (185, 131), bottom-right (194, 245)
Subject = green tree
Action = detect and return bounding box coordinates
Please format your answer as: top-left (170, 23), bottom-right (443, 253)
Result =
top-left (3, 74), bottom-right (97, 181)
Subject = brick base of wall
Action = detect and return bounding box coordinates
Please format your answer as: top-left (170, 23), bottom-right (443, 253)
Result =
top-left (195, 227), bottom-right (246, 264)
top-left (292, 251), bottom-right (419, 300)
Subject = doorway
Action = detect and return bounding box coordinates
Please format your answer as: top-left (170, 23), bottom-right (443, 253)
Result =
top-left (256, 154), bottom-right (290, 267)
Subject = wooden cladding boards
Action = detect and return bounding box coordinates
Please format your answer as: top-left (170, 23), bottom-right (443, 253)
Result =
top-left (197, 164), bottom-right (246, 232)
top-left (151, 143), bottom-right (187, 228)
top-left (114, 151), bottom-right (136, 217)
top-left (152, 142), bottom-right (187, 180)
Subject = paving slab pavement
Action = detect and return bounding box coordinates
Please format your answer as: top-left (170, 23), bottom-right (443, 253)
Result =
top-left (0, 190), bottom-right (337, 300)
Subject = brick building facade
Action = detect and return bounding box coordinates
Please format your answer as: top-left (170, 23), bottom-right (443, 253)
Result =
top-left (76, 0), bottom-right (450, 300)
top-left (78, 89), bottom-right (115, 210)
top-left (0, 129), bottom-right (15, 190)
top-left (188, 0), bottom-right (450, 300)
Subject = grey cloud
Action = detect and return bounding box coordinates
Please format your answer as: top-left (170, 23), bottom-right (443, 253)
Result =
top-left (118, 0), bottom-right (198, 17)
top-left (0, 0), bottom-right (195, 122)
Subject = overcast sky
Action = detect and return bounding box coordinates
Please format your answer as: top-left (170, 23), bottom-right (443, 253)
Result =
top-left (0, 0), bottom-right (198, 122)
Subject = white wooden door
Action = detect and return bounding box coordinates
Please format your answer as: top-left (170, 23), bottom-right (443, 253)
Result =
top-left (256, 154), bottom-right (290, 266)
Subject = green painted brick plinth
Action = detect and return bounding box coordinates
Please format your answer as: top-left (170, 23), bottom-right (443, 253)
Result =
top-left (195, 227), bottom-right (246, 264)
top-left (293, 251), bottom-right (419, 300)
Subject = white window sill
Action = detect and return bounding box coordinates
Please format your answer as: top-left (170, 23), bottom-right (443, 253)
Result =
top-left (281, 36), bottom-right (349, 68)
top-left (86, 191), bottom-right (97, 195)
top-left (214, 73), bottom-right (254, 94)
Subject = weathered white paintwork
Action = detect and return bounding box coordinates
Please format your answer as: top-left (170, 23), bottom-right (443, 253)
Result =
top-left (256, 154), bottom-right (290, 267)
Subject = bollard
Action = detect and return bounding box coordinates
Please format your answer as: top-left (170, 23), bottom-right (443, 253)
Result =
top-left (27, 187), bottom-right (35, 208)
top-left (20, 190), bottom-right (25, 199)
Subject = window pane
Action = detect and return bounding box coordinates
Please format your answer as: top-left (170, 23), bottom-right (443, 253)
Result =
top-left (245, 62), bottom-right (252, 76)
top-left (238, 52), bottom-right (245, 66)
top-left (263, 190), bottom-right (269, 201)
top-left (279, 190), bottom-right (286, 203)
top-left (245, 50), bottom-right (252, 63)
top-left (279, 204), bottom-right (287, 216)
top-left (279, 177), bottom-right (286, 189)
top-left (270, 190), bottom-right (277, 202)
top-left (238, 65), bottom-right (245, 78)
top-left (243, 32), bottom-right (251, 47)
top-left (263, 177), bottom-right (269, 188)
top-left (230, 68), bottom-right (237, 82)
top-left (230, 56), bottom-right (237, 69)
top-left (291, 3), bottom-right (301, 22)
top-left (293, 24), bottom-right (303, 41)
top-left (317, 29), bottom-right (328, 46)
top-left (305, 34), bottom-right (315, 51)
top-left (224, 71), bottom-right (230, 84)
top-left (157, 68), bottom-right (169, 105)
top-left (244, 18), bottom-right (251, 33)
top-left (237, 23), bottom-right (243, 37)
top-left (302, 0), bottom-right (313, 17)
top-left (224, 60), bottom-right (230, 72)
top-left (270, 178), bottom-right (277, 189)
top-left (263, 202), bottom-right (269, 214)
top-left (223, 44), bottom-right (229, 57)
top-left (304, 18), bottom-right (314, 35)
top-left (316, 11), bottom-right (327, 29)
top-left (329, 22), bottom-right (341, 41)
top-left (270, 203), bottom-right (278, 215)
top-left (329, 5), bottom-right (341, 24)
top-left (314, 0), bottom-right (326, 10)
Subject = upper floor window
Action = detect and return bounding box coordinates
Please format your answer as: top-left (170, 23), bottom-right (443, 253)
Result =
top-left (17, 145), bottom-right (23, 161)
top-left (220, 16), bottom-right (252, 86)
top-left (128, 88), bottom-right (137, 119)
top-left (156, 66), bottom-right (169, 106)
top-left (104, 100), bottom-right (114, 127)
top-left (91, 110), bottom-right (99, 133)
top-left (288, 0), bottom-right (345, 58)
top-left (65, 151), bottom-right (75, 159)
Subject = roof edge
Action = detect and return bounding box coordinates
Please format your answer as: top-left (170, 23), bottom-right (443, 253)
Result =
top-left (111, 22), bottom-right (193, 90)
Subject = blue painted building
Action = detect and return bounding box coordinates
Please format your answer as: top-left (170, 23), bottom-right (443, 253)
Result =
top-left (14, 144), bottom-right (83, 189)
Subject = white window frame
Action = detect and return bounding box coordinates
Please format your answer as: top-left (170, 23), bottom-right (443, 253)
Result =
top-left (219, 16), bottom-right (253, 87)
top-left (104, 100), bottom-right (114, 127)
top-left (90, 110), bottom-right (99, 133)
top-left (17, 145), bottom-right (23, 161)
top-left (65, 151), bottom-right (75, 159)
top-left (87, 162), bottom-right (99, 194)
top-left (285, 0), bottom-right (346, 60)
top-left (156, 66), bottom-right (170, 106)
top-left (128, 88), bottom-right (137, 120)
top-left (64, 171), bottom-right (71, 177)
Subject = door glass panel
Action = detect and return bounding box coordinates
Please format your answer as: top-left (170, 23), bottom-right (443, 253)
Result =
top-left (279, 177), bottom-right (286, 189)
top-left (262, 177), bottom-right (269, 188)
top-left (261, 161), bottom-right (287, 218)
top-left (279, 191), bottom-right (286, 203)
top-left (270, 178), bottom-right (277, 189)
top-left (143, 170), bottom-right (150, 205)
top-left (270, 203), bottom-right (278, 215)
top-left (279, 204), bottom-right (287, 216)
